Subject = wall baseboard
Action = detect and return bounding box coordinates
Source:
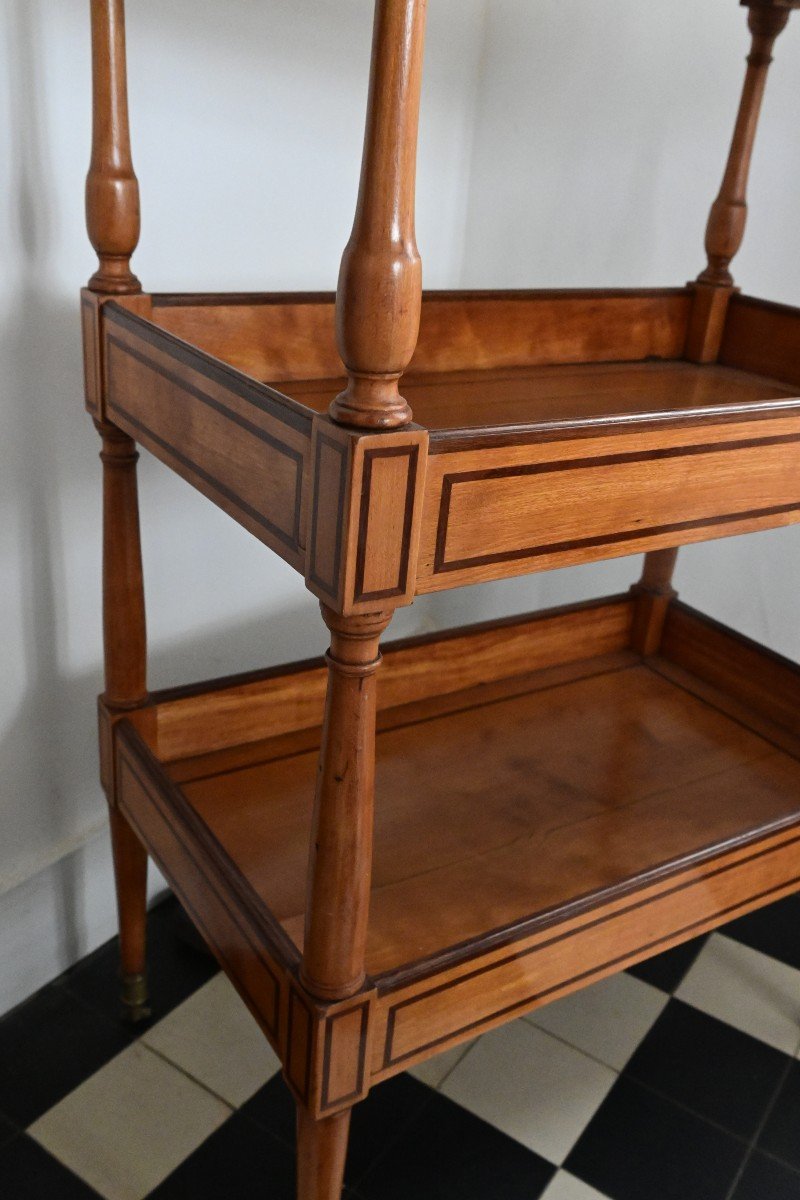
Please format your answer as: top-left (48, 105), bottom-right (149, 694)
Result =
top-left (0, 819), bottom-right (166, 1019)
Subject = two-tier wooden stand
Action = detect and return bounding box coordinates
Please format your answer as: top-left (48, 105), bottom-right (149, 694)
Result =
top-left (82, 2), bottom-right (800, 1196)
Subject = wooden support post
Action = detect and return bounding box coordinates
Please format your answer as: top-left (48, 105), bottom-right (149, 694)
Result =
top-left (296, 1110), bottom-right (352, 1200)
top-left (301, 607), bottom-right (392, 1001)
top-left (687, 1), bottom-right (791, 361)
top-left (330, 0), bottom-right (429, 429)
top-left (86, 0), bottom-right (149, 1022)
top-left (630, 549), bottom-right (679, 657)
top-left (95, 421), bottom-right (150, 1025)
top-left (86, 0), bottom-right (141, 294)
top-left (96, 422), bottom-right (147, 710)
top-left (296, 606), bottom-right (390, 1200)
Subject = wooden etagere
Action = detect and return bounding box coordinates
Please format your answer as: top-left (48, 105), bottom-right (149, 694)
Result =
top-left (81, 2), bottom-right (800, 1196)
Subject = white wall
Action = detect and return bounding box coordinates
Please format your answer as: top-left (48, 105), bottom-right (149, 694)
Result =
top-left (1, 0), bottom-right (799, 1016)
top-left (457, 0), bottom-right (800, 651)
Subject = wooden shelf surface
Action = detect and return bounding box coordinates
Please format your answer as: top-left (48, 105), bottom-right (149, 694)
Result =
top-left (95, 288), bottom-right (800, 600)
top-left (279, 360), bottom-right (796, 434)
top-left (169, 647), bottom-right (800, 980)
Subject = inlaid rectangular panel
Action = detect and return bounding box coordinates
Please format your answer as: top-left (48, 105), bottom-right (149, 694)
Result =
top-left (373, 825), bottom-right (800, 1079)
top-left (102, 303), bottom-right (313, 570)
top-left (306, 418), bottom-right (428, 615)
top-left (418, 414), bottom-right (800, 590)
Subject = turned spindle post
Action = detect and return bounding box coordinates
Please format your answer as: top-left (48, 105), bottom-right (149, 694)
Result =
top-left (86, 0), bottom-right (149, 1022)
top-left (86, 0), bottom-right (141, 294)
top-left (688, 1), bottom-right (792, 359)
top-left (301, 607), bottom-right (392, 1001)
top-left (296, 607), bottom-right (391, 1199)
top-left (630, 548), bottom-right (679, 657)
top-left (330, 0), bottom-right (429, 429)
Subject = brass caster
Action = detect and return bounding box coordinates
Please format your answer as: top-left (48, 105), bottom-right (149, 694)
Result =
top-left (120, 972), bottom-right (151, 1025)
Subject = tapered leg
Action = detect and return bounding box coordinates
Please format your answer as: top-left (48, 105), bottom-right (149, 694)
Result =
top-left (97, 422), bottom-right (150, 1022)
top-left (297, 1108), bottom-right (351, 1200)
top-left (109, 806), bottom-right (150, 1023)
top-left (630, 548), bottom-right (679, 656)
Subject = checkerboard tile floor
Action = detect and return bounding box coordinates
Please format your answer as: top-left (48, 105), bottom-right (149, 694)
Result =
top-left (3, 893), bottom-right (800, 1199)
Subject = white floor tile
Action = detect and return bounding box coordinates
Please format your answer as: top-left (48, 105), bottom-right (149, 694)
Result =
top-left (526, 972), bottom-right (667, 1070)
top-left (441, 1019), bottom-right (616, 1166)
top-left (29, 1042), bottom-right (231, 1200)
top-left (408, 1039), bottom-right (477, 1088)
top-left (676, 932), bottom-right (800, 1055)
top-left (540, 1170), bottom-right (611, 1200)
top-left (142, 973), bottom-right (280, 1107)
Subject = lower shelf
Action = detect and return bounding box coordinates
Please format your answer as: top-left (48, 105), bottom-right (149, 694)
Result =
top-left (112, 595), bottom-right (800, 1098)
top-left (176, 650), bottom-right (800, 979)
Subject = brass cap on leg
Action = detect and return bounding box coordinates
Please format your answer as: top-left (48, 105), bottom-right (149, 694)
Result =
top-left (120, 972), bottom-right (151, 1024)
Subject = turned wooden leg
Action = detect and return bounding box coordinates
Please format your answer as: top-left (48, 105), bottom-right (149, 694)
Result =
top-left (630, 548), bottom-right (679, 656)
top-left (297, 1109), bottom-right (351, 1200)
top-left (109, 806), bottom-right (150, 1022)
top-left (96, 421), bottom-right (150, 1021)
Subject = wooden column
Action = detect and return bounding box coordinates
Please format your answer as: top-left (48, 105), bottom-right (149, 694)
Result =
top-left (86, 0), bottom-right (141, 294)
top-left (301, 607), bottom-right (392, 1001)
top-left (687, 1), bottom-right (791, 360)
top-left (296, 607), bottom-right (390, 1199)
top-left (296, 1110), bottom-right (352, 1200)
top-left (87, 0), bottom-right (149, 1022)
top-left (96, 423), bottom-right (147, 710)
top-left (330, 0), bottom-right (429, 429)
top-left (630, 548), bottom-right (679, 657)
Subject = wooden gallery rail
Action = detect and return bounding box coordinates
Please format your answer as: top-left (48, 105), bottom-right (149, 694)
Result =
top-left (81, 1), bottom-right (800, 1197)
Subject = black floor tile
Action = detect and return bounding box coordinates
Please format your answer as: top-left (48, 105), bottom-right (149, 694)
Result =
top-left (565, 1076), bottom-right (746, 1200)
top-left (723, 894), bottom-right (800, 973)
top-left (243, 1072), bottom-right (437, 1186)
top-left (626, 935), bottom-right (708, 993)
top-left (624, 998), bottom-right (789, 1139)
top-left (733, 1152), bottom-right (800, 1200)
top-left (758, 1061), bottom-right (800, 1173)
top-left (355, 1089), bottom-right (555, 1200)
top-left (0, 982), bottom-right (131, 1127)
top-left (0, 1113), bottom-right (18, 1148)
top-left (63, 894), bottom-right (218, 1030)
top-left (147, 1111), bottom-right (294, 1199)
top-left (0, 1134), bottom-right (102, 1199)
top-left (239, 1073), bottom-right (296, 1147)
top-left (346, 1075), bottom-right (437, 1186)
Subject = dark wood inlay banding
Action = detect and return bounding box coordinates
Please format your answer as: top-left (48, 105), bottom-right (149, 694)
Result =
top-left (354, 445), bottom-right (420, 603)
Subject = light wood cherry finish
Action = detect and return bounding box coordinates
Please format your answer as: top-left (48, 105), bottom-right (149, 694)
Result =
top-left (108, 596), bottom-right (800, 1097)
top-left (86, 0), bottom-right (140, 294)
top-left (296, 1110), bottom-right (351, 1200)
top-left (630, 548), bottom-right (680, 655)
top-left (85, 0), bottom-right (150, 1024)
top-left (698, 4), bottom-right (789, 290)
top-left (331, 0), bottom-right (428, 429)
top-left (301, 608), bottom-right (392, 1001)
top-left (688, 0), bottom-right (792, 360)
top-left (79, 1), bottom-right (800, 1196)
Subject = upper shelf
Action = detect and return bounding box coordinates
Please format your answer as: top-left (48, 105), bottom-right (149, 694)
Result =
top-left (279, 360), bottom-right (794, 435)
top-left (145, 287), bottom-right (800, 438)
top-left (85, 285), bottom-right (800, 601)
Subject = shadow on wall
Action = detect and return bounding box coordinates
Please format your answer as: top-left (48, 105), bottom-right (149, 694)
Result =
top-left (2, 0), bottom-right (91, 961)
top-left (0, 0), bottom-right (334, 975)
